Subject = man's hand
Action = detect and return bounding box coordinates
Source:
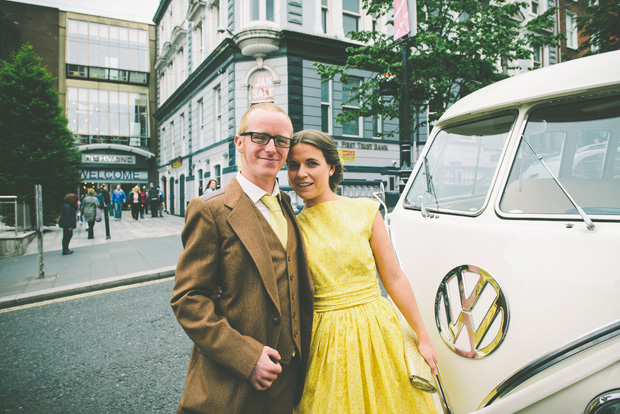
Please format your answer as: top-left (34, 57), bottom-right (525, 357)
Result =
top-left (248, 346), bottom-right (282, 391)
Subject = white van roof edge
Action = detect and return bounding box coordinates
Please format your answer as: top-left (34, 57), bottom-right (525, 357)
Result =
top-left (438, 50), bottom-right (620, 125)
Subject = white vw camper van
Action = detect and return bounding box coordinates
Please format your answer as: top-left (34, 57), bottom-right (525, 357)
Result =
top-left (387, 51), bottom-right (620, 413)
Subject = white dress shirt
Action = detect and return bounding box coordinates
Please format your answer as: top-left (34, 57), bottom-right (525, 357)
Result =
top-left (235, 172), bottom-right (281, 224)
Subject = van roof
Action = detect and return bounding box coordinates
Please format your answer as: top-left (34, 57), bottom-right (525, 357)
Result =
top-left (438, 50), bottom-right (620, 124)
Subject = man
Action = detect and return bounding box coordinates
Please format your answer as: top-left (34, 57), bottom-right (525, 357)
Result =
top-left (140, 186), bottom-right (147, 218)
top-left (111, 185), bottom-right (126, 220)
top-left (157, 186), bottom-right (164, 216)
top-left (147, 183), bottom-right (160, 218)
top-left (171, 103), bottom-right (314, 414)
top-left (100, 184), bottom-right (111, 211)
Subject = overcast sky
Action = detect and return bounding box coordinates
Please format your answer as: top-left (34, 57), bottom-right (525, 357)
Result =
top-left (14, 0), bottom-right (160, 24)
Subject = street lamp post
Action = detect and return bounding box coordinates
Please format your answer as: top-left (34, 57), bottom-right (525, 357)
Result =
top-left (399, 37), bottom-right (412, 194)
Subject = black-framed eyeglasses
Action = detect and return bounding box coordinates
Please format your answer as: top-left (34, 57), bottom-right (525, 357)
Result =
top-left (241, 132), bottom-right (292, 148)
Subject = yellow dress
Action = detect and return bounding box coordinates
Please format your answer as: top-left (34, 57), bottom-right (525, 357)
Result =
top-left (296, 198), bottom-right (437, 414)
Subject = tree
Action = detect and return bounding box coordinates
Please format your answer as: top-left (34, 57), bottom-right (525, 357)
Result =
top-left (317, 0), bottom-right (561, 135)
top-left (576, 0), bottom-right (620, 54)
top-left (0, 44), bottom-right (81, 224)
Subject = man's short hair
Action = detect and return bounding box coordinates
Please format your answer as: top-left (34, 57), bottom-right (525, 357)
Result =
top-left (237, 102), bottom-right (292, 137)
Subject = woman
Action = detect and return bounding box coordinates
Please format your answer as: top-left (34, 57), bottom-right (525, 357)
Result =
top-left (129, 186), bottom-right (142, 221)
top-left (58, 193), bottom-right (78, 255)
top-left (204, 179), bottom-right (217, 193)
top-left (80, 188), bottom-right (99, 239)
top-left (287, 130), bottom-right (438, 413)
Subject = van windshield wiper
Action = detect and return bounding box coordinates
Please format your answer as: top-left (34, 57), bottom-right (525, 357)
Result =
top-left (421, 156), bottom-right (439, 218)
top-left (521, 136), bottom-right (596, 231)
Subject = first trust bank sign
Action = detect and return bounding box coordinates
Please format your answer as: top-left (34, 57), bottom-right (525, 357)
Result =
top-left (81, 170), bottom-right (148, 181)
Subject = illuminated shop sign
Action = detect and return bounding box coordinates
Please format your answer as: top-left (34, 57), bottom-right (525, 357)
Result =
top-left (81, 170), bottom-right (148, 182)
top-left (82, 154), bottom-right (136, 164)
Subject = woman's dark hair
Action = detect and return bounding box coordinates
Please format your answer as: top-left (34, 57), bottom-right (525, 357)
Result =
top-left (205, 179), bottom-right (217, 192)
top-left (290, 129), bottom-right (343, 192)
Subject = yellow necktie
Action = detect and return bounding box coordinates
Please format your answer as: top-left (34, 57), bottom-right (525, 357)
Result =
top-left (261, 194), bottom-right (288, 248)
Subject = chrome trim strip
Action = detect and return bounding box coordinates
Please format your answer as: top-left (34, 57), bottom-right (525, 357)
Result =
top-left (435, 365), bottom-right (454, 414)
top-left (585, 389), bottom-right (620, 414)
top-left (480, 320), bottom-right (620, 409)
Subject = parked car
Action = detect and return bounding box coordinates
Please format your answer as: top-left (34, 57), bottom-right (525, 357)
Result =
top-left (385, 51), bottom-right (620, 414)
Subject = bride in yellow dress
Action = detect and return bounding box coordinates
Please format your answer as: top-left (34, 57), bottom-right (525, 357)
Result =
top-left (287, 129), bottom-right (439, 414)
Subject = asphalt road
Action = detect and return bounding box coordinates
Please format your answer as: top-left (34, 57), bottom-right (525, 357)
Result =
top-left (0, 278), bottom-right (192, 413)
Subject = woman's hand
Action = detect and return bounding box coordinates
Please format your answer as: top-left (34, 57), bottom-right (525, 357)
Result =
top-left (418, 339), bottom-right (438, 375)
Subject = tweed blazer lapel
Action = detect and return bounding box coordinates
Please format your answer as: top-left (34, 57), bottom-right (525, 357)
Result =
top-left (225, 177), bottom-right (281, 315)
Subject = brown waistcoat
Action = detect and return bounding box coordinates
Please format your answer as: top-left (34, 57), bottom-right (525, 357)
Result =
top-left (258, 202), bottom-right (301, 365)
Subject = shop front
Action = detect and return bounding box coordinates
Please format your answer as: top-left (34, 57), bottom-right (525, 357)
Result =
top-left (78, 144), bottom-right (155, 200)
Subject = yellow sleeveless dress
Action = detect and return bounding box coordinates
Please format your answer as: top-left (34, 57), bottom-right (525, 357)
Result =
top-left (295, 198), bottom-right (437, 414)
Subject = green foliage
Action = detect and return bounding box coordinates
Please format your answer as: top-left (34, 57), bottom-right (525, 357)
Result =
top-left (0, 44), bottom-right (81, 224)
top-left (576, 0), bottom-right (620, 54)
top-left (317, 0), bottom-right (561, 135)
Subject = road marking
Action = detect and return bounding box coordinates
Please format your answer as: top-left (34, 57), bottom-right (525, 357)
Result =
top-left (0, 277), bottom-right (175, 314)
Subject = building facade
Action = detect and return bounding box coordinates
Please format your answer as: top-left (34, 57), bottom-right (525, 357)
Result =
top-left (62, 13), bottom-right (158, 197)
top-left (1, 0), bottom-right (158, 199)
top-left (153, 0), bottom-right (405, 216)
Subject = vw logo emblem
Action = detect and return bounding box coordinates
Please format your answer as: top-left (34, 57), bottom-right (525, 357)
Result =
top-left (435, 265), bottom-right (509, 359)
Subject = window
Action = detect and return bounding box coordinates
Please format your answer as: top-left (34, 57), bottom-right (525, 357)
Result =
top-left (566, 11), bottom-right (578, 50)
top-left (67, 64), bottom-right (87, 77)
top-left (161, 127), bottom-right (166, 162)
top-left (198, 98), bottom-right (204, 149)
top-left (342, 77), bottom-right (361, 136)
top-left (321, 0), bottom-right (329, 34)
top-left (171, 121), bottom-right (175, 159)
top-left (198, 169), bottom-right (203, 196)
top-left (180, 113), bottom-right (186, 156)
top-left (533, 46), bottom-right (543, 68)
top-left (321, 75), bottom-right (332, 134)
top-left (194, 23), bottom-right (203, 70)
top-left (211, 1), bottom-right (221, 49)
top-left (404, 113), bottom-right (515, 215)
top-left (373, 115), bottom-right (384, 138)
top-left (168, 61), bottom-right (175, 93)
top-left (66, 87), bottom-right (148, 146)
top-left (67, 19), bottom-right (148, 72)
top-left (343, 0), bottom-right (360, 38)
top-left (531, 0), bottom-right (539, 14)
top-left (214, 86), bottom-right (222, 142)
top-left (250, 0), bottom-right (274, 22)
top-left (500, 95), bottom-right (620, 216)
top-left (177, 48), bottom-right (185, 84)
top-left (214, 164), bottom-right (221, 187)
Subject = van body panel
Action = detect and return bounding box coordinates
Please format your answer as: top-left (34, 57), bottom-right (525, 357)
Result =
top-left (388, 50), bottom-right (620, 413)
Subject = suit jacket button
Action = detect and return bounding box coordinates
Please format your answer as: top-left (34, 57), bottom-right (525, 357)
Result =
top-left (272, 317), bottom-right (280, 325)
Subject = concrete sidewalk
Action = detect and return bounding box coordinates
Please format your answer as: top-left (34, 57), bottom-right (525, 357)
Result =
top-left (0, 212), bottom-right (185, 309)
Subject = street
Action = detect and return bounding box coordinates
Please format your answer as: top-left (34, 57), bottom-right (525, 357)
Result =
top-left (0, 278), bottom-right (191, 413)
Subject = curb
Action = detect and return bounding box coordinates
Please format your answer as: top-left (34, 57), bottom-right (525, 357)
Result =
top-left (0, 266), bottom-right (176, 310)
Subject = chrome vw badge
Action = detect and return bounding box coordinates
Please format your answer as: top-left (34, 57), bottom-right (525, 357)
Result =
top-left (435, 265), bottom-right (509, 359)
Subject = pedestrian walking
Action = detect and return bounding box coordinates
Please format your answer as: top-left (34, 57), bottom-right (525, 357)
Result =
top-left (157, 186), bottom-right (164, 216)
top-left (128, 186), bottom-right (142, 221)
top-left (111, 185), bottom-right (126, 220)
top-left (58, 193), bottom-right (78, 255)
top-left (100, 184), bottom-right (111, 216)
top-left (140, 186), bottom-right (147, 218)
top-left (80, 188), bottom-right (99, 239)
top-left (147, 183), bottom-right (160, 218)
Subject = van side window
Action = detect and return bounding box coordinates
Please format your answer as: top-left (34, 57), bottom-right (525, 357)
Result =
top-left (500, 94), bottom-right (620, 216)
top-left (404, 113), bottom-right (514, 215)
